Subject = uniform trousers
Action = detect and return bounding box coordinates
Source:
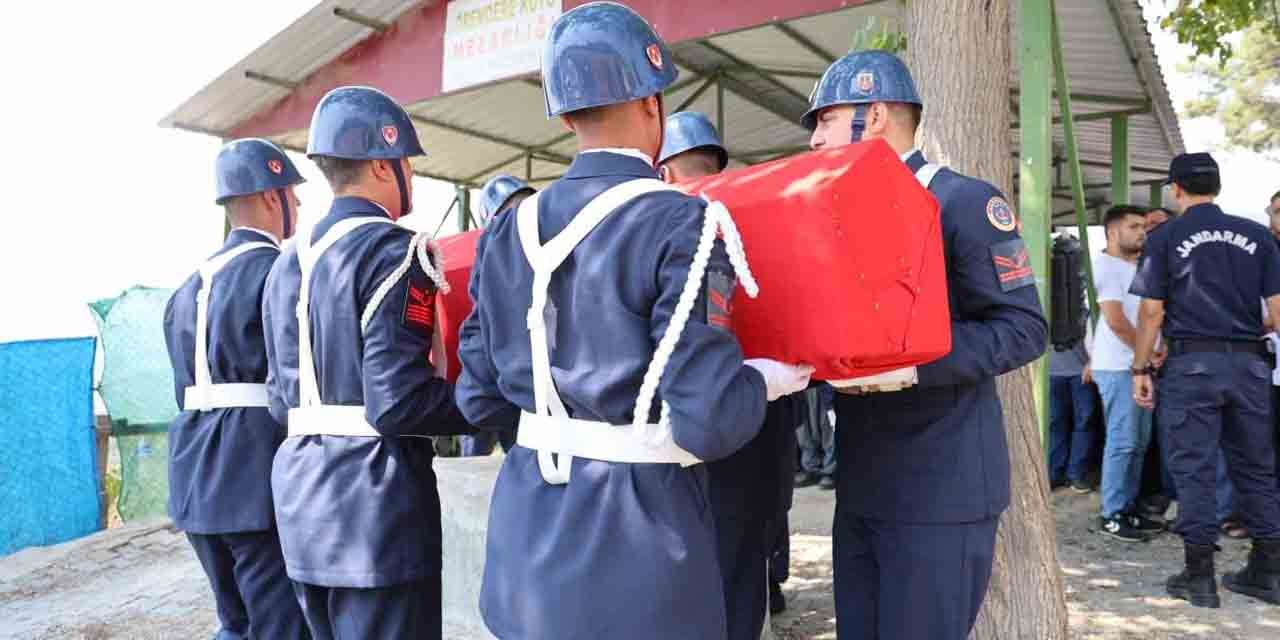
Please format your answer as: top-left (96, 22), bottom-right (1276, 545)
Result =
top-left (292, 576), bottom-right (441, 640)
top-left (833, 510), bottom-right (998, 640)
top-left (460, 429), bottom-right (517, 457)
top-left (714, 513), bottom-right (768, 640)
top-left (797, 388), bottom-right (836, 478)
top-left (1159, 351), bottom-right (1280, 545)
top-left (186, 531), bottom-right (309, 639)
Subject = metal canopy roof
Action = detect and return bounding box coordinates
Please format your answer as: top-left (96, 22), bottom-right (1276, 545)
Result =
top-left (163, 0), bottom-right (1183, 224)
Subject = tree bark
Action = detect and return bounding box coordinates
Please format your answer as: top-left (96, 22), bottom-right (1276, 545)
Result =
top-left (904, 2), bottom-right (1069, 638)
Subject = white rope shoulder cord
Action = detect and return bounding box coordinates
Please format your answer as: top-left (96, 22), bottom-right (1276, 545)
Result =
top-left (287, 216), bottom-right (450, 438)
top-left (514, 179), bottom-right (759, 484)
top-left (184, 241), bottom-right (278, 412)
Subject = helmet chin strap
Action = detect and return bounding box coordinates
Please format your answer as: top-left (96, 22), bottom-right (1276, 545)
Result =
top-left (653, 94), bottom-right (667, 169)
top-left (391, 160), bottom-right (412, 217)
top-left (276, 189), bottom-right (292, 240)
top-left (850, 104), bottom-right (869, 143)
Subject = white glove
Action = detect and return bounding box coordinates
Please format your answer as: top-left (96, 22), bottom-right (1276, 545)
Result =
top-left (744, 359), bottom-right (815, 401)
top-left (829, 366), bottom-right (918, 393)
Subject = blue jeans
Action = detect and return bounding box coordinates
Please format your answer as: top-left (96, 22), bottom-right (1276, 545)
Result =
top-left (1096, 370), bottom-right (1154, 517)
top-left (1049, 374), bottom-right (1097, 483)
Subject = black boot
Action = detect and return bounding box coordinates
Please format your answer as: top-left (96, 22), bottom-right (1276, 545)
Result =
top-left (1166, 543), bottom-right (1220, 608)
top-left (1223, 538), bottom-right (1280, 605)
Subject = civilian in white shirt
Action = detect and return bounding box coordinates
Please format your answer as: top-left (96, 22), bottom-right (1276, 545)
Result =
top-left (1093, 206), bottom-right (1165, 541)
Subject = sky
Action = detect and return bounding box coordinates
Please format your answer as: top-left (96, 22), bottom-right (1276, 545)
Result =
top-left (0, 0), bottom-right (1274, 343)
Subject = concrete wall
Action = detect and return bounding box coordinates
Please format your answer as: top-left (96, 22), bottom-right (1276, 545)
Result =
top-left (438, 455), bottom-right (502, 640)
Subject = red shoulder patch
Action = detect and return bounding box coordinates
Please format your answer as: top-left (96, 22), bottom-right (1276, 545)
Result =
top-left (990, 238), bottom-right (1035, 292)
top-left (705, 270), bottom-right (735, 330)
top-left (401, 265), bottom-right (436, 337)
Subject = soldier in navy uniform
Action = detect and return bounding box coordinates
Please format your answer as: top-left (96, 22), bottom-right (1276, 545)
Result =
top-left (477, 174), bottom-right (536, 228)
top-left (657, 109), bottom-right (801, 638)
top-left (455, 4), bottom-right (813, 638)
top-left (459, 175), bottom-right (536, 457)
top-left (805, 51), bottom-right (1048, 639)
top-left (1131, 152), bottom-right (1280, 608)
top-left (162, 138), bottom-right (310, 639)
top-left (261, 86), bottom-right (473, 639)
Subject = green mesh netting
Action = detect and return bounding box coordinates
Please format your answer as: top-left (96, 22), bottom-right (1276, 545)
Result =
top-left (89, 286), bottom-right (177, 522)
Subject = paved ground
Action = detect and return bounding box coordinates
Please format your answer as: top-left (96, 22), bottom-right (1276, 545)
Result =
top-left (4, 482), bottom-right (1280, 638)
top-left (0, 519), bottom-right (217, 639)
top-left (770, 484), bottom-right (1280, 639)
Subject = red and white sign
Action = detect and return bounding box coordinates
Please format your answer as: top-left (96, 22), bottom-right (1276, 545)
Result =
top-left (442, 0), bottom-right (562, 93)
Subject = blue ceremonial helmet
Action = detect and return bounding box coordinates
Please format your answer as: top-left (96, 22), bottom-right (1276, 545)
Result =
top-left (478, 175), bottom-right (536, 226)
top-left (306, 86), bottom-right (424, 215)
top-left (215, 138), bottom-right (305, 205)
top-left (658, 112), bottom-right (728, 170)
top-left (215, 138), bottom-right (306, 238)
top-left (801, 50), bottom-right (922, 142)
top-left (541, 2), bottom-right (678, 116)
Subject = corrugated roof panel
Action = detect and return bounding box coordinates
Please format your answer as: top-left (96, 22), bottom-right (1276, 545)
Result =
top-left (163, 0), bottom-right (1183, 205)
top-left (410, 82), bottom-right (558, 150)
top-left (162, 0), bottom-right (425, 132)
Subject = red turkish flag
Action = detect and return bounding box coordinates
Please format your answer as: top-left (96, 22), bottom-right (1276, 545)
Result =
top-left (433, 139), bottom-right (950, 381)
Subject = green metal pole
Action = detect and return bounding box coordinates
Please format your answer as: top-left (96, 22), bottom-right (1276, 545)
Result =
top-left (1051, 1), bottom-right (1099, 320)
top-left (716, 74), bottom-right (725, 137)
top-left (1020, 0), bottom-right (1053, 449)
top-left (457, 184), bottom-right (472, 232)
top-left (1149, 181), bottom-right (1163, 208)
top-left (1111, 115), bottom-right (1130, 206)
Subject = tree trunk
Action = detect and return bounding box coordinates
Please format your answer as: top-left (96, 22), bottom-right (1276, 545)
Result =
top-left (904, 2), bottom-right (1070, 639)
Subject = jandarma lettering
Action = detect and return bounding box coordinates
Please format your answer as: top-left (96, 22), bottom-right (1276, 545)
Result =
top-left (1176, 230), bottom-right (1257, 258)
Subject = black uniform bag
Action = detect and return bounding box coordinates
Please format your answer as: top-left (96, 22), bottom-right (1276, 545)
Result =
top-left (1051, 235), bottom-right (1087, 349)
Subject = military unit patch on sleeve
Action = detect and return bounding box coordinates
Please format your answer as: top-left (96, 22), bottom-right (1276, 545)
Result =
top-left (986, 197), bottom-right (1018, 233)
top-left (401, 264), bottom-right (436, 338)
top-left (705, 270), bottom-right (736, 330)
top-left (990, 238), bottom-right (1036, 292)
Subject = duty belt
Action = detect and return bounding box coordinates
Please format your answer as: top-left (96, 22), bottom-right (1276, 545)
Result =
top-left (1168, 338), bottom-right (1268, 357)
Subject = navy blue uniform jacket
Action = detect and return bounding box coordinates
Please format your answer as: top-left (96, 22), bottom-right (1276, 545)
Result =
top-left (834, 151), bottom-right (1047, 523)
top-left (164, 228), bottom-right (284, 534)
top-left (456, 151), bottom-right (768, 639)
top-left (262, 196), bottom-right (471, 588)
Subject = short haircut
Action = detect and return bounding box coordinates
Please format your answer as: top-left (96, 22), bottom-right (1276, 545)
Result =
top-left (1174, 173), bottom-right (1221, 197)
top-left (312, 156), bottom-right (370, 191)
top-left (222, 193), bottom-right (258, 224)
top-left (1271, 190), bottom-right (1280, 204)
top-left (663, 148), bottom-right (722, 178)
top-left (887, 102), bottom-right (922, 132)
top-left (1103, 204), bottom-right (1146, 230)
top-left (1147, 206), bottom-right (1175, 219)
top-left (563, 101), bottom-right (630, 129)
